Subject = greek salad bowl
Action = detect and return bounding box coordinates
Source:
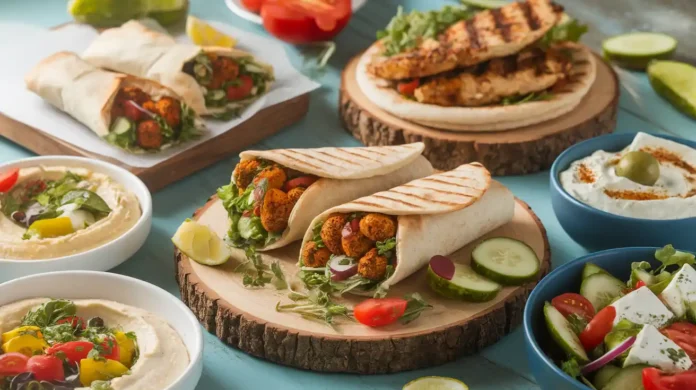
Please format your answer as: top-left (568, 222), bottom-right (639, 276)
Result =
top-left (524, 246), bottom-right (696, 390)
top-left (550, 132), bottom-right (696, 252)
top-left (0, 271), bottom-right (203, 390)
top-left (0, 156), bottom-right (152, 282)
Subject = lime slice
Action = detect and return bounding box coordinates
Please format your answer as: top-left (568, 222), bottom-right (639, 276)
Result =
top-left (648, 60), bottom-right (696, 119)
top-left (403, 377), bottom-right (469, 390)
top-left (172, 219), bottom-right (231, 266)
top-left (602, 32), bottom-right (677, 70)
top-left (186, 16), bottom-right (237, 47)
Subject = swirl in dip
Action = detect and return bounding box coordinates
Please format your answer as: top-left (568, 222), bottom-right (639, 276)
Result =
top-left (560, 132), bottom-right (696, 220)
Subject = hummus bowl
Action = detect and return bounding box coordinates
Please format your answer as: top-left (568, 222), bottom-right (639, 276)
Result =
top-left (0, 156), bottom-right (152, 282)
top-left (0, 270), bottom-right (203, 390)
top-left (550, 133), bottom-right (696, 252)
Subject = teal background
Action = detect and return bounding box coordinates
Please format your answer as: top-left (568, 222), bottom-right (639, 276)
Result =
top-left (1, 1), bottom-right (694, 388)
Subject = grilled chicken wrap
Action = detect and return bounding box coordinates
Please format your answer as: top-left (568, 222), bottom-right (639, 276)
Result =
top-left (25, 51), bottom-right (205, 152)
top-left (217, 143), bottom-right (433, 252)
top-left (83, 20), bottom-right (274, 119)
top-left (298, 163), bottom-right (515, 296)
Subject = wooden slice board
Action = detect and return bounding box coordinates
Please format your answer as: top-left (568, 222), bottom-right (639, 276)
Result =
top-left (175, 196), bottom-right (550, 373)
top-left (339, 51), bottom-right (619, 176)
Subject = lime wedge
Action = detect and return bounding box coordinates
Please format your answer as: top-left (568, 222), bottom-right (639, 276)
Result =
top-left (648, 60), bottom-right (696, 119)
top-left (603, 32), bottom-right (677, 70)
top-left (403, 377), bottom-right (469, 390)
top-left (186, 16), bottom-right (237, 47)
top-left (172, 219), bottom-right (231, 266)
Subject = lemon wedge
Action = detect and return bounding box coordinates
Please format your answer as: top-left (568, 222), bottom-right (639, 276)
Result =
top-left (186, 16), bottom-right (237, 47)
top-left (172, 219), bottom-right (231, 266)
top-left (403, 377), bottom-right (469, 390)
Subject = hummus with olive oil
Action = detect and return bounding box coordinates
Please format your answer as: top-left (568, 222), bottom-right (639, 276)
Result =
top-left (0, 166), bottom-right (141, 260)
top-left (560, 132), bottom-right (696, 220)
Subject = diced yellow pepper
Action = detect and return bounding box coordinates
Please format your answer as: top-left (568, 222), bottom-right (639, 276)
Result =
top-left (1, 326), bottom-right (43, 344)
top-left (79, 358), bottom-right (130, 387)
top-left (1, 334), bottom-right (49, 356)
top-left (28, 217), bottom-right (74, 238)
top-left (114, 331), bottom-right (137, 368)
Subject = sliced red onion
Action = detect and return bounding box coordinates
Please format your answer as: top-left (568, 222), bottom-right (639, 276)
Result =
top-left (581, 336), bottom-right (636, 375)
top-left (329, 255), bottom-right (358, 281)
top-left (429, 255), bottom-right (455, 280)
top-left (126, 100), bottom-right (155, 118)
top-left (253, 183), bottom-right (266, 203)
top-left (341, 221), bottom-right (353, 238)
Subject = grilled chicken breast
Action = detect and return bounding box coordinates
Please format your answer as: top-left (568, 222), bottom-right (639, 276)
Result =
top-left (368, 0), bottom-right (563, 80)
top-left (414, 47), bottom-right (570, 107)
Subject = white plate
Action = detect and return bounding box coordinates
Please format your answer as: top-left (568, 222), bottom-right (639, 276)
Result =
top-left (225, 0), bottom-right (368, 25)
top-left (0, 156), bottom-right (152, 282)
top-left (0, 271), bottom-right (203, 390)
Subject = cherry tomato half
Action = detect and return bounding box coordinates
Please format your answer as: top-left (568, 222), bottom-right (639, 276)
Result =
top-left (579, 305), bottom-right (616, 352)
top-left (56, 316), bottom-right (86, 330)
top-left (226, 75), bottom-right (254, 101)
top-left (0, 168), bottom-right (20, 193)
top-left (0, 352), bottom-right (29, 376)
top-left (47, 341), bottom-right (95, 365)
top-left (662, 323), bottom-right (696, 361)
top-left (284, 176), bottom-right (318, 192)
top-left (397, 79), bottom-right (420, 96)
top-left (551, 293), bottom-right (595, 322)
top-left (99, 336), bottom-right (121, 361)
top-left (260, 0), bottom-right (352, 44)
top-left (354, 298), bottom-right (408, 327)
top-left (26, 355), bottom-right (65, 382)
top-left (643, 367), bottom-right (696, 390)
top-left (241, 0), bottom-right (264, 13)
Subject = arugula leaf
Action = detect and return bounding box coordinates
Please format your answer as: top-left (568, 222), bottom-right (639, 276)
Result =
top-left (399, 293), bottom-right (432, 325)
top-left (376, 237), bottom-right (397, 258)
top-left (655, 244), bottom-right (696, 273)
top-left (539, 18), bottom-right (589, 48)
top-left (21, 299), bottom-right (77, 327)
top-left (61, 189), bottom-right (112, 216)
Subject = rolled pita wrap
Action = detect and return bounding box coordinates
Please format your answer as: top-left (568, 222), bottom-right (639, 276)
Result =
top-left (83, 20), bottom-right (274, 119)
top-left (217, 143), bottom-right (433, 251)
top-left (298, 163), bottom-right (515, 296)
top-left (25, 51), bottom-right (205, 152)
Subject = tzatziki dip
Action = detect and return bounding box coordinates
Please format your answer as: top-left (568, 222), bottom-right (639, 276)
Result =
top-left (560, 132), bottom-right (696, 220)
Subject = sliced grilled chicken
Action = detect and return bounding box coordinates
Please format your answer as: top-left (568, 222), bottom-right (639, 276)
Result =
top-left (413, 47), bottom-right (570, 107)
top-left (368, 0), bottom-right (563, 80)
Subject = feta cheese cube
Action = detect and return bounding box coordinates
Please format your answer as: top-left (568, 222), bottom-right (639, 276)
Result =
top-left (611, 286), bottom-right (674, 328)
top-left (661, 264), bottom-right (696, 318)
top-left (624, 324), bottom-right (692, 373)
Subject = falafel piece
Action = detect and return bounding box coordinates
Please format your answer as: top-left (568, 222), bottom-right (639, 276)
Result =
top-left (142, 100), bottom-right (157, 113)
top-left (357, 248), bottom-right (389, 280)
top-left (155, 96), bottom-right (182, 128)
top-left (136, 120), bottom-right (163, 149)
top-left (119, 87), bottom-right (150, 105)
top-left (287, 187), bottom-right (305, 206)
top-left (253, 165), bottom-right (287, 190)
top-left (341, 231), bottom-right (374, 258)
top-left (359, 213), bottom-right (397, 242)
top-left (213, 56), bottom-right (240, 80)
top-left (321, 214), bottom-right (347, 255)
top-left (261, 188), bottom-right (293, 233)
top-left (233, 159), bottom-right (261, 190)
top-left (302, 241), bottom-right (331, 268)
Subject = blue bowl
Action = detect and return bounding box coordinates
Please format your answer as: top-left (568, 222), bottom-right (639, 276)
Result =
top-left (523, 247), bottom-right (666, 390)
top-left (550, 133), bottom-right (696, 252)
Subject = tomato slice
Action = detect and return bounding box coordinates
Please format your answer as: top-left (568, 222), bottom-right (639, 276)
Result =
top-left (99, 336), bottom-right (121, 361)
top-left (26, 355), bottom-right (65, 382)
top-left (226, 75), bottom-right (254, 101)
top-left (47, 341), bottom-right (95, 365)
top-left (241, 0), bottom-right (264, 13)
top-left (662, 323), bottom-right (696, 361)
top-left (260, 0), bottom-right (352, 43)
top-left (643, 367), bottom-right (696, 390)
top-left (283, 176), bottom-right (318, 192)
top-left (397, 79), bottom-right (420, 96)
top-left (354, 298), bottom-right (408, 327)
top-left (0, 352), bottom-right (29, 376)
top-left (551, 293), bottom-right (595, 322)
top-left (0, 168), bottom-right (20, 193)
top-left (56, 316), bottom-right (86, 330)
top-left (579, 305), bottom-right (616, 351)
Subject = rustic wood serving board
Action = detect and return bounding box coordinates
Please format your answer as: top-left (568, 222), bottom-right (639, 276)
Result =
top-left (175, 195), bottom-right (550, 374)
top-left (339, 51), bottom-right (619, 176)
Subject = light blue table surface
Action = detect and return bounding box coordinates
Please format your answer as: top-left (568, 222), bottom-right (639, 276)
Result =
top-left (1, 1), bottom-right (694, 389)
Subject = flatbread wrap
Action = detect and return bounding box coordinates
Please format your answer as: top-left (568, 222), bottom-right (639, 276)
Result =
top-left (83, 20), bottom-right (274, 119)
top-left (25, 51), bottom-right (205, 152)
top-left (217, 143), bottom-right (433, 251)
top-left (298, 163), bottom-right (515, 296)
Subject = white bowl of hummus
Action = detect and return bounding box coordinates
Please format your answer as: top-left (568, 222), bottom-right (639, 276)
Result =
top-left (0, 156), bottom-right (152, 282)
top-left (0, 270), bottom-right (203, 390)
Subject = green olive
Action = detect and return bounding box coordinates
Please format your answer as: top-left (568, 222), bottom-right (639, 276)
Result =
top-left (615, 151), bottom-right (661, 186)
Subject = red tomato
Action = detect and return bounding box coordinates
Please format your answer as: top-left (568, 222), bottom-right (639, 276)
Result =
top-left (354, 298), bottom-right (408, 327)
top-left (260, 0), bottom-right (352, 43)
top-left (662, 323), bottom-right (696, 361)
top-left (123, 101), bottom-right (145, 122)
top-left (46, 341), bottom-right (95, 364)
top-left (397, 79), bottom-right (420, 96)
top-left (643, 367), bottom-right (696, 390)
top-left (0, 353), bottom-right (29, 376)
top-left (56, 316), bottom-right (86, 330)
top-left (551, 293), bottom-right (595, 322)
top-left (350, 218), bottom-right (360, 232)
top-left (241, 0), bottom-right (264, 12)
top-left (579, 305), bottom-right (616, 351)
top-left (26, 355), bottom-right (64, 382)
top-left (283, 176), bottom-right (318, 192)
top-left (100, 336), bottom-right (120, 361)
top-left (0, 168), bottom-right (19, 193)
top-left (226, 75), bottom-right (254, 101)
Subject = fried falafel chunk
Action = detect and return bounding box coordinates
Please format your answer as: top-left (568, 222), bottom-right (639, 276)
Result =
top-left (155, 96), bottom-right (182, 128)
top-left (253, 165), bottom-right (287, 190)
top-left (142, 100), bottom-right (157, 113)
top-left (119, 87), bottom-right (150, 105)
top-left (213, 56), bottom-right (240, 80)
top-left (321, 214), bottom-right (347, 255)
top-left (358, 248), bottom-right (389, 280)
top-left (359, 213), bottom-right (397, 242)
top-left (261, 188), bottom-right (292, 233)
top-left (287, 187), bottom-right (305, 206)
top-left (136, 120), bottom-right (163, 149)
top-left (302, 241), bottom-right (331, 268)
top-left (233, 159), bottom-right (261, 190)
top-left (341, 231), bottom-right (374, 258)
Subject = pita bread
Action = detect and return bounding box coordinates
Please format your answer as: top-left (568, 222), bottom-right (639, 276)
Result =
top-left (356, 42), bottom-right (597, 132)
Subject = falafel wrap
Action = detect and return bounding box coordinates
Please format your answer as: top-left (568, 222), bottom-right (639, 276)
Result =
top-left (298, 163), bottom-right (515, 297)
top-left (217, 143), bottom-right (433, 252)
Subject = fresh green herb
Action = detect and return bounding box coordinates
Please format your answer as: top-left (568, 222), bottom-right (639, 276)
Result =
top-left (236, 246), bottom-right (287, 289)
top-left (21, 299), bottom-right (77, 327)
top-left (1, 195), bottom-right (20, 217)
top-left (61, 190), bottom-right (112, 216)
top-left (566, 314), bottom-right (588, 335)
top-left (376, 237), bottom-right (396, 258)
top-left (655, 244), bottom-right (695, 273)
top-left (42, 323), bottom-right (79, 344)
top-left (312, 221), bottom-right (325, 248)
top-left (561, 359), bottom-right (597, 389)
top-left (276, 288), bottom-right (351, 329)
top-left (539, 18), bottom-right (589, 48)
top-left (399, 293), bottom-right (432, 324)
top-left (178, 102), bottom-right (203, 143)
top-left (500, 91), bottom-right (554, 106)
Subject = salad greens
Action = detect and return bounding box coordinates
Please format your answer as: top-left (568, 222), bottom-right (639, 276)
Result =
top-left (21, 299), bottom-right (77, 328)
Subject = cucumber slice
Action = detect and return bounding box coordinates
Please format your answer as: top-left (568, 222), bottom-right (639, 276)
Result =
top-left (582, 263), bottom-right (608, 280)
top-left (603, 32), bottom-right (677, 70)
top-left (632, 268), bottom-right (655, 286)
top-left (402, 376), bottom-right (468, 390)
top-left (648, 61), bottom-right (696, 119)
top-left (593, 365), bottom-right (621, 389)
top-left (470, 237), bottom-right (539, 285)
top-left (601, 364), bottom-right (649, 390)
top-left (543, 303), bottom-right (589, 363)
top-left (686, 301), bottom-right (696, 324)
top-left (426, 264), bottom-right (501, 302)
top-left (110, 116), bottom-right (133, 135)
top-left (580, 273), bottom-right (625, 311)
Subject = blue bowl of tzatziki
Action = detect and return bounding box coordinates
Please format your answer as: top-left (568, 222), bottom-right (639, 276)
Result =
top-left (551, 132), bottom-right (696, 252)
